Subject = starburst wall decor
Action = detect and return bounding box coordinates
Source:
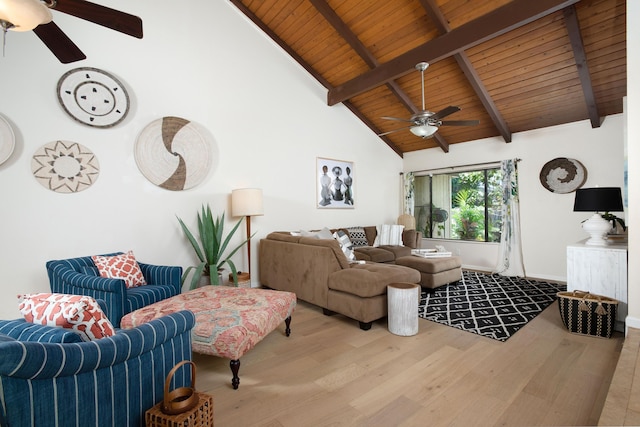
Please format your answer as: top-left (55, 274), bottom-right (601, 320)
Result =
top-left (31, 140), bottom-right (100, 193)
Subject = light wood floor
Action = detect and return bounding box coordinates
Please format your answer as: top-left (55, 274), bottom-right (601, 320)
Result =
top-left (194, 300), bottom-right (623, 426)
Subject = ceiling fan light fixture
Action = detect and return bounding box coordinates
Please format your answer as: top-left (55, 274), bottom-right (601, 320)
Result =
top-left (410, 124), bottom-right (438, 138)
top-left (0, 0), bottom-right (52, 32)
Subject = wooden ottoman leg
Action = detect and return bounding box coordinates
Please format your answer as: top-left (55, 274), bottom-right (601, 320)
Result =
top-left (285, 316), bottom-right (291, 336)
top-left (230, 359), bottom-right (240, 390)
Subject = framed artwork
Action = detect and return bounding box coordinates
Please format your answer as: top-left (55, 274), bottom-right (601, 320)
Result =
top-left (316, 157), bottom-right (354, 209)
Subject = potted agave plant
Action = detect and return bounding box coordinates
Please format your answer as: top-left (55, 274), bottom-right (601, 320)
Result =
top-left (177, 204), bottom-right (250, 289)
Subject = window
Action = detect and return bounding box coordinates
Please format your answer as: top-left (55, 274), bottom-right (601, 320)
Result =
top-left (413, 168), bottom-right (503, 242)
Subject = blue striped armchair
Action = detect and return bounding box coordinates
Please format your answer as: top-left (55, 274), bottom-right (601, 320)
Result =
top-left (46, 253), bottom-right (182, 327)
top-left (0, 310), bottom-right (195, 427)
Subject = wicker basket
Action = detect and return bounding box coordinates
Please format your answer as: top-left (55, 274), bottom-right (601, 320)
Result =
top-left (146, 393), bottom-right (213, 427)
top-left (146, 360), bottom-right (214, 426)
top-left (557, 290), bottom-right (618, 339)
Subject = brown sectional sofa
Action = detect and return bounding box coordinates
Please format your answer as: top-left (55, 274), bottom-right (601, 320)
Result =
top-left (258, 228), bottom-right (421, 330)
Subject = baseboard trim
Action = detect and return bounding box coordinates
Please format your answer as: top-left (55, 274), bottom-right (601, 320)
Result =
top-left (461, 265), bottom-right (565, 283)
top-left (626, 316), bottom-right (640, 335)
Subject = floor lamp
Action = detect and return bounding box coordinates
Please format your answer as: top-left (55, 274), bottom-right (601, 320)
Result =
top-left (231, 188), bottom-right (264, 279)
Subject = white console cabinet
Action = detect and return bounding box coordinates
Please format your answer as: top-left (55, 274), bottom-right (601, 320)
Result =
top-left (566, 240), bottom-right (628, 331)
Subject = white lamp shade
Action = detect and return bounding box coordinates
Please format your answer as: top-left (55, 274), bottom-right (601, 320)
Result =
top-left (0, 0), bottom-right (53, 32)
top-left (410, 124), bottom-right (438, 138)
top-left (231, 188), bottom-right (264, 217)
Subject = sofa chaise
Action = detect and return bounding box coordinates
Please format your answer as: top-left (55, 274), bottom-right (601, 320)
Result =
top-left (259, 228), bottom-right (421, 330)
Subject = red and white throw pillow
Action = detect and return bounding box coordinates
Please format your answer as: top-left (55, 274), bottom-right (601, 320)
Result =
top-left (91, 250), bottom-right (147, 288)
top-left (18, 293), bottom-right (116, 341)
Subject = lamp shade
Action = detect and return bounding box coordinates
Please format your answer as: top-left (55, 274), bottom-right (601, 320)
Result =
top-left (231, 188), bottom-right (264, 217)
top-left (410, 124), bottom-right (438, 138)
top-left (0, 0), bottom-right (52, 32)
top-left (573, 187), bottom-right (623, 212)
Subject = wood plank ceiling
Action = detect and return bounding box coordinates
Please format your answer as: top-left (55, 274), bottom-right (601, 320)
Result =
top-left (230, 0), bottom-right (626, 157)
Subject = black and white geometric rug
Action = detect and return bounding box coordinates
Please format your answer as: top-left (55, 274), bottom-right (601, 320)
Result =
top-left (418, 270), bottom-right (566, 342)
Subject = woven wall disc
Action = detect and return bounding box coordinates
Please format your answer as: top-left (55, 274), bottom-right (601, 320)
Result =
top-left (57, 67), bottom-right (130, 128)
top-left (539, 157), bottom-right (587, 193)
top-left (31, 140), bottom-right (99, 193)
top-left (0, 114), bottom-right (15, 165)
top-left (135, 116), bottom-right (212, 191)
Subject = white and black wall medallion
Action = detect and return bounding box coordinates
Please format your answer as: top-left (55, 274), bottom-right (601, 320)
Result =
top-left (539, 157), bottom-right (587, 193)
top-left (57, 67), bottom-right (130, 128)
top-left (134, 116), bottom-right (212, 191)
top-left (31, 140), bottom-right (100, 193)
top-left (0, 114), bottom-right (15, 166)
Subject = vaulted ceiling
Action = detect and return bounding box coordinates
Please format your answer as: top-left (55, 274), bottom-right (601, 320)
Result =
top-left (230, 0), bottom-right (626, 157)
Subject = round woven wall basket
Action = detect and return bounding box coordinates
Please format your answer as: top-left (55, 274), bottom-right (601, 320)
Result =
top-left (135, 116), bottom-right (212, 191)
top-left (539, 157), bottom-right (587, 193)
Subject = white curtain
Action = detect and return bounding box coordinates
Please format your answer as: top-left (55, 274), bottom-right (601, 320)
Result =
top-left (403, 172), bottom-right (415, 215)
top-left (493, 159), bottom-right (525, 277)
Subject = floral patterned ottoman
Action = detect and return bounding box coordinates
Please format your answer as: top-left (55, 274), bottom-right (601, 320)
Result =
top-left (121, 286), bottom-right (296, 389)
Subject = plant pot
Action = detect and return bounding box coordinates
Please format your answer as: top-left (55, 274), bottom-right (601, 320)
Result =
top-left (197, 271), bottom-right (224, 287)
top-left (229, 272), bottom-right (251, 288)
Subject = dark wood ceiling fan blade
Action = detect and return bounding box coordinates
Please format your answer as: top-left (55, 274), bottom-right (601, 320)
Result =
top-left (381, 116), bottom-right (413, 123)
top-left (53, 0), bottom-right (143, 38)
top-left (377, 125), bottom-right (414, 136)
top-left (431, 106), bottom-right (460, 120)
top-left (440, 120), bottom-right (480, 126)
top-left (33, 22), bottom-right (86, 63)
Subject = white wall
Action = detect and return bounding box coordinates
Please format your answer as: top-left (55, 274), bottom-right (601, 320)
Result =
top-left (626, 1), bottom-right (639, 330)
top-left (404, 116), bottom-right (626, 281)
top-left (0, 0), bottom-right (402, 318)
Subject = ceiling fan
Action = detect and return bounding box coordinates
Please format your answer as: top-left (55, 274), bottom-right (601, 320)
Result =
top-left (0, 0), bottom-right (143, 64)
top-left (378, 62), bottom-right (479, 139)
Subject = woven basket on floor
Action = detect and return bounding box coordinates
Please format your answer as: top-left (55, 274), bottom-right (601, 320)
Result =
top-left (146, 360), bottom-right (214, 426)
top-left (146, 393), bottom-right (213, 427)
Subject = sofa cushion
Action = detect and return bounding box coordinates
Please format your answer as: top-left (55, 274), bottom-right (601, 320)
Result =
top-left (92, 250), bottom-right (147, 288)
top-left (126, 284), bottom-right (181, 313)
top-left (268, 232), bottom-right (302, 243)
top-left (0, 319), bottom-right (85, 343)
top-left (395, 255), bottom-right (462, 273)
top-left (82, 266), bottom-right (100, 276)
top-left (300, 237), bottom-right (351, 269)
top-left (328, 263), bottom-right (421, 298)
top-left (378, 245), bottom-right (412, 259)
top-left (353, 246), bottom-right (395, 263)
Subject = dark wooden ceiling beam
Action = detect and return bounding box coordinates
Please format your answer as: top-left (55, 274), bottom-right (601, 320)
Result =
top-left (563, 5), bottom-right (601, 128)
top-left (420, 0), bottom-right (512, 143)
top-left (328, 0), bottom-right (580, 106)
top-left (309, 0), bottom-right (449, 153)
